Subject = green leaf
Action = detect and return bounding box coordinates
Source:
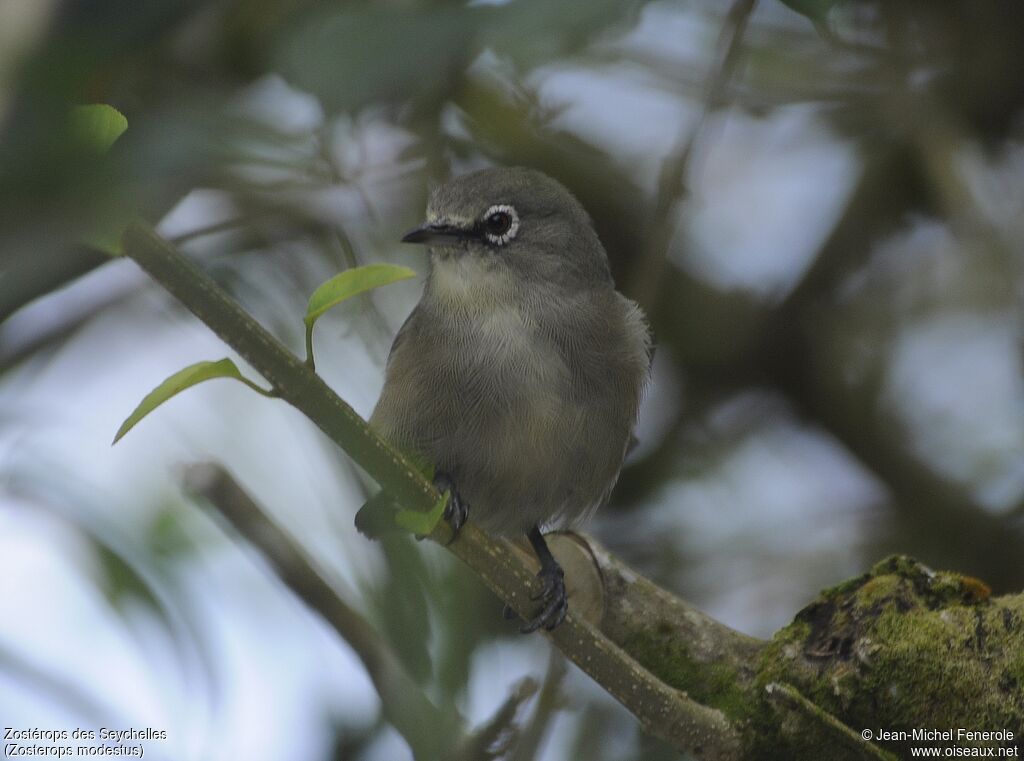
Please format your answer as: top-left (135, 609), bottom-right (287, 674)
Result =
top-left (68, 105), bottom-right (128, 254)
top-left (82, 208), bottom-right (134, 257)
top-left (69, 104), bottom-right (128, 154)
top-left (305, 263), bottom-right (416, 326)
top-left (355, 460), bottom-right (438, 538)
top-left (96, 543), bottom-right (161, 609)
top-left (113, 358), bottom-right (270, 444)
top-left (304, 263), bottom-right (416, 368)
top-left (395, 492), bottom-right (448, 535)
top-left (355, 490), bottom-right (403, 539)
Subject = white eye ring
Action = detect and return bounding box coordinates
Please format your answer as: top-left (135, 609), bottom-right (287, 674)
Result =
top-left (481, 204), bottom-right (519, 246)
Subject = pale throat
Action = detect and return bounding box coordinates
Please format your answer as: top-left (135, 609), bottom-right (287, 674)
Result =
top-left (426, 253), bottom-right (549, 362)
top-left (427, 253), bottom-right (518, 311)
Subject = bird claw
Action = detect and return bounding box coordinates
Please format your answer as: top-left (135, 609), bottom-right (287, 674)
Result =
top-left (433, 472), bottom-right (468, 537)
top-left (520, 565), bottom-right (568, 633)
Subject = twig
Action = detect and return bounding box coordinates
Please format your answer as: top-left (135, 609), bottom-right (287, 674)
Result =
top-left (509, 648), bottom-right (567, 761)
top-left (168, 216), bottom-right (257, 246)
top-left (628, 0), bottom-right (759, 306)
top-left (456, 677), bottom-right (538, 761)
top-left (765, 683), bottom-right (898, 761)
top-left (311, 122), bottom-right (395, 352)
top-left (184, 463), bottom-right (462, 759)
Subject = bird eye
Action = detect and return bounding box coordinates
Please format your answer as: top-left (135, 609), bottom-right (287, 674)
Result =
top-left (481, 204), bottom-right (519, 245)
top-left (486, 211), bottom-right (511, 235)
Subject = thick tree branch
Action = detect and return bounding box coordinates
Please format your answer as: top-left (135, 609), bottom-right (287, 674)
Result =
top-left (437, 525), bottom-right (741, 759)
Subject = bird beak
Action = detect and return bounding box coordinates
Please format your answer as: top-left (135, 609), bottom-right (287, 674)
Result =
top-left (401, 222), bottom-right (471, 245)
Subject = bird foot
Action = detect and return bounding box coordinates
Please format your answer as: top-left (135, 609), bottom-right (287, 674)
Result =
top-left (433, 471), bottom-right (468, 537)
top-left (520, 564), bottom-right (568, 633)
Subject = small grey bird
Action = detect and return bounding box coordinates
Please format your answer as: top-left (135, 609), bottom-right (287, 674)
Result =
top-left (371, 167), bottom-right (650, 631)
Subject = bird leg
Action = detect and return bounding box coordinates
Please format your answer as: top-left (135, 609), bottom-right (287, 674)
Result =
top-left (520, 525), bottom-right (568, 633)
top-left (433, 471), bottom-right (468, 536)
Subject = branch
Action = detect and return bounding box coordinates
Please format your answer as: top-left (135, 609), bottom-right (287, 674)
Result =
top-left (183, 464), bottom-right (460, 759)
top-left (627, 0), bottom-right (758, 305)
top-left (583, 537), bottom-right (764, 711)
top-left (759, 556), bottom-right (1024, 759)
top-left (508, 649), bottom-right (566, 761)
top-left (765, 683), bottom-right (898, 761)
top-left (120, 223), bottom-right (1024, 760)
top-left (455, 677), bottom-right (537, 761)
top-left (437, 526), bottom-right (741, 759)
top-left (766, 147), bottom-right (1024, 585)
top-left (121, 223), bottom-right (435, 514)
top-left (120, 222), bottom-right (742, 760)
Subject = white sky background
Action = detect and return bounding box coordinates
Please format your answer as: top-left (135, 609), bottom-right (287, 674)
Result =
top-left (2, 2), bottom-right (1023, 760)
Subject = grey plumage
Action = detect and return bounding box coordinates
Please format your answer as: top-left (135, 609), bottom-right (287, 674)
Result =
top-left (370, 167), bottom-right (650, 629)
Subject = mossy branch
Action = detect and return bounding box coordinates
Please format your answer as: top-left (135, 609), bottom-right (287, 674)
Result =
top-left (121, 223), bottom-right (1024, 761)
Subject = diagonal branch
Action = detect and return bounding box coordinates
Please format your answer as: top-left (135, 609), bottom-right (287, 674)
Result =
top-left (455, 676), bottom-right (538, 761)
top-left (120, 222), bottom-right (743, 760)
top-left (628, 0), bottom-right (759, 306)
top-left (118, 222), bottom-right (991, 761)
top-left (765, 683), bottom-right (898, 761)
top-left (184, 463), bottom-right (461, 759)
top-left (121, 223), bottom-right (435, 514)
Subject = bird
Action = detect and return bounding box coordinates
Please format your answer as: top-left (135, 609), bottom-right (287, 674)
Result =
top-left (371, 167), bottom-right (651, 632)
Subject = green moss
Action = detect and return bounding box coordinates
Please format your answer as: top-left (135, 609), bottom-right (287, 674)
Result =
top-left (851, 574), bottom-right (904, 612)
top-left (1008, 650), bottom-right (1024, 689)
top-left (622, 625), bottom-right (755, 721)
top-left (869, 555), bottom-right (926, 579)
top-left (750, 555), bottom-right (1024, 758)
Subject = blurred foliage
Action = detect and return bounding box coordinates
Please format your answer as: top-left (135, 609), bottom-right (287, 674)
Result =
top-left (2, 0), bottom-right (1023, 759)
top-left (68, 103), bottom-right (128, 154)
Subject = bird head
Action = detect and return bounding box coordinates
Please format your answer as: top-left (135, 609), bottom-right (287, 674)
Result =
top-left (401, 167), bottom-right (612, 304)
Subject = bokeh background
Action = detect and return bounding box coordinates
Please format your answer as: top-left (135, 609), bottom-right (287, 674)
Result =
top-left (2, 0), bottom-right (1023, 759)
